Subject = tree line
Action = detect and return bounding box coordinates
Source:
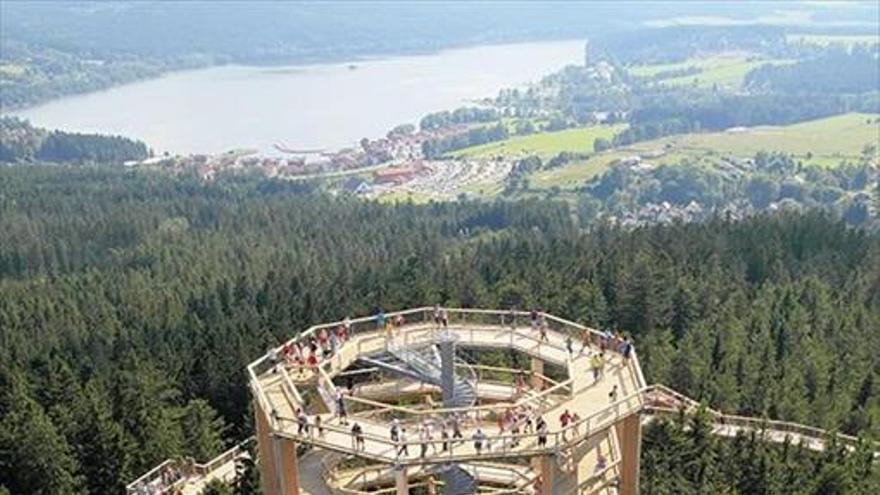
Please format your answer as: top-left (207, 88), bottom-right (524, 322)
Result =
top-left (0, 117), bottom-right (148, 164)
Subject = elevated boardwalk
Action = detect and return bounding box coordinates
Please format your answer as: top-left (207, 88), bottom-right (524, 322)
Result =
top-left (128, 307), bottom-right (879, 495)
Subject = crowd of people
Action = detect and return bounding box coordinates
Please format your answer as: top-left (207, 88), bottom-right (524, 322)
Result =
top-left (130, 461), bottom-right (190, 495)
top-left (265, 316), bottom-right (353, 378)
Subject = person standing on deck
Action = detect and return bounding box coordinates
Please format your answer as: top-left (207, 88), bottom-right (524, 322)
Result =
top-left (329, 327), bottom-right (339, 355)
top-left (472, 428), bottom-right (486, 455)
top-left (559, 409), bottom-right (572, 441)
top-left (622, 337), bottom-right (633, 363)
top-left (419, 424), bottom-right (430, 458)
top-left (451, 413), bottom-right (463, 441)
top-left (315, 414), bottom-right (324, 437)
top-left (433, 305), bottom-right (442, 326)
top-left (335, 324), bottom-right (345, 346)
top-left (609, 385), bottom-right (619, 403)
top-left (397, 428), bottom-right (409, 457)
top-left (336, 390), bottom-right (348, 425)
top-left (539, 320), bottom-right (549, 342)
top-left (537, 418), bottom-right (548, 447)
top-left (590, 354), bottom-right (602, 382)
top-left (390, 419), bottom-right (400, 443)
top-left (267, 345), bottom-right (280, 373)
top-left (342, 317), bottom-right (352, 339)
top-left (351, 422), bottom-right (364, 450)
top-left (296, 408), bottom-right (309, 435)
top-left (581, 329), bottom-right (592, 355)
top-left (318, 328), bottom-right (330, 356)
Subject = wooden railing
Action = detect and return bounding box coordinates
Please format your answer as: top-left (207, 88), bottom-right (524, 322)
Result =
top-left (125, 438), bottom-right (254, 494)
top-left (643, 384), bottom-right (879, 454)
top-left (250, 307), bottom-right (641, 428)
top-left (275, 321), bottom-right (581, 427)
top-left (270, 383), bottom-right (645, 465)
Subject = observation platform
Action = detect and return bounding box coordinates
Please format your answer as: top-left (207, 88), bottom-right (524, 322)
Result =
top-left (248, 308), bottom-right (647, 495)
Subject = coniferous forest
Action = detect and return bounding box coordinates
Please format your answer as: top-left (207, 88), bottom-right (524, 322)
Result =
top-left (0, 165), bottom-right (878, 494)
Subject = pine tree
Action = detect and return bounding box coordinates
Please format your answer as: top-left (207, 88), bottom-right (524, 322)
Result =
top-left (112, 355), bottom-right (185, 473)
top-left (0, 370), bottom-right (84, 494)
top-left (639, 328), bottom-right (675, 384)
top-left (72, 380), bottom-right (132, 494)
top-left (182, 399), bottom-right (228, 461)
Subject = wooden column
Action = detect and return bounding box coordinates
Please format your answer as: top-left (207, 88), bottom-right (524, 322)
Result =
top-left (395, 466), bottom-right (409, 495)
top-left (529, 455), bottom-right (556, 495)
top-left (530, 357), bottom-right (544, 391)
top-left (255, 399), bottom-right (280, 495)
top-left (275, 435), bottom-right (300, 495)
top-left (615, 414), bottom-right (642, 495)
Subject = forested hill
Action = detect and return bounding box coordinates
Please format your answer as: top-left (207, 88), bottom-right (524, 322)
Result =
top-left (0, 117), bottom-right (148, 164)
top-left (0, 165), bottom-right (878, 493)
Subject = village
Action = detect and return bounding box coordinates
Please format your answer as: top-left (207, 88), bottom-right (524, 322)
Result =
top-left (126, 121), bottom-right (512, 200)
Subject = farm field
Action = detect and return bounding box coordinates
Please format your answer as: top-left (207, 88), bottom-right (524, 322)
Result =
top-left (786, 34), bottom-right (879, 46)
top-left (629, 53), bottom-right (793, 89)
top-left (530, 113), bottom-right (880, 191)
top-left (661, 113), bottom-right (879, 166)
top-left (451, 124), bottom-right (626, 159)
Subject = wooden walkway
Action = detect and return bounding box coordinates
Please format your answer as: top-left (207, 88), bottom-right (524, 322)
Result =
top-left (128, 308), bottom-right (878, 494)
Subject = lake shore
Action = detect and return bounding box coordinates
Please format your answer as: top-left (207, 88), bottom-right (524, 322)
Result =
top-left (8, 40), bottom-right (585, 156)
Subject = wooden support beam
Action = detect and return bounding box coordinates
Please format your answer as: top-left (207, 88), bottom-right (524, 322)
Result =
top-left (615, 413), bottom-right (641, 495)
top-left (531, 357), bottom-right (544, 391)
top-left (395, 465), bottom-right (408, 495)
top-left (275, 436), bottom-right (300, 495)
top-left (255, 399), bottom-right (280, 495)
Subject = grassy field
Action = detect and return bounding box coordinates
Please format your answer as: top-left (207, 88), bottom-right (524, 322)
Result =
top-left (451, 124), bottom-right (627, 159)
top-left (659, 113), bottom-right (879, 165)
top-left (530, 153), bottom-right (625, 190)
top-left (629, 53), bottom-right (792, 90)
top-left (531, 113), bottom-right (880, 190)
top-left (787, 34), bottom-right (879, 46)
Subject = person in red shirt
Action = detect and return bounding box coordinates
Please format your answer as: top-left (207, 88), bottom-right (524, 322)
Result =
top-left (559, 409), bottom-right (572, 441)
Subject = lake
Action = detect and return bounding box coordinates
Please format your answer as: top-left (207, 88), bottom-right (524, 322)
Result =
top-left (10, 40), bottom-right (585, 155)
